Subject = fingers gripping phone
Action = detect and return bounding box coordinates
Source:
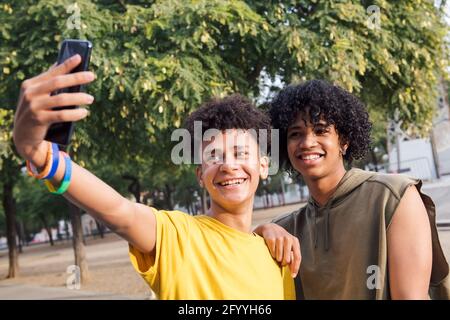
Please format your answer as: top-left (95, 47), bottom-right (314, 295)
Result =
top-left (44, 39), bottom-right (92, 146)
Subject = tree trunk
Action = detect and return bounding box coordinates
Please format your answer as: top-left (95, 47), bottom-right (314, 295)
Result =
top-left (16, 221), bottom-right (23, 253)
top-left (164, 183), bottom-right (174, 210)
top-left (47, 227), bottom-right (54, 246)
top-left (95, 219), bottom-right (104, 239)
top-left (142, 191), bottom-right (151, 205)
top-left (187, 202), bottom-right (191, 215)
top-left (68, 201), bottom-right (90, 283)
top-left (122, 174), bottom-right (141, 203)
top-left (3, 181), bottom-right (19, 278)
top-left (262, 192), bottom-right (267, 208)
top-left (246, 63), bottom-right (263, 87)
top-left (40, 216), bottom-right (54, 246)
top-left (370, 148), bottom-right (379, 172)
top-left (23, 222), bottom-right (30, 246)
top-left (279, 179), bottom-right (286, 206)
top-left (201, 188), bottom-right (208, 214)
top-left (64, 220), bottom-right (70, 240)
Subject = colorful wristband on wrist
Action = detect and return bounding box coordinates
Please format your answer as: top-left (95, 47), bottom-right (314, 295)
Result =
top-left (44, 142), bottom-right (60, 180)
top-left (26, 142), bottom-right (59, 180)
top-left (44, 151), bottom-right (72, 195)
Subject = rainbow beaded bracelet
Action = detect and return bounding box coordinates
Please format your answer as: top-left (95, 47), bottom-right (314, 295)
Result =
top-left (26, 141), bottom-right (58, 180)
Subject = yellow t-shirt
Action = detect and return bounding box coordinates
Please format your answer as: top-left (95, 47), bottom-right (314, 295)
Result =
top-left (129, 209), bottom-right (295, 300)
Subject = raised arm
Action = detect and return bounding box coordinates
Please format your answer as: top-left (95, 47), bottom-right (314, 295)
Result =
top-left (387, 185), bottom-right (432, 299)
top-left (13, 55), bottom-right (156, 255)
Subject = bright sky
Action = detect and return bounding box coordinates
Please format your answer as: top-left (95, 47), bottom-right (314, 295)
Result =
top-left (445, 1), bottom-right (450, 24)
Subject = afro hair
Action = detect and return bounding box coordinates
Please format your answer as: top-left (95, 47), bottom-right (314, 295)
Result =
top-left (269, 80), bottom-right (372, 172)
top-left (184, 94), bottom-right (272, 160)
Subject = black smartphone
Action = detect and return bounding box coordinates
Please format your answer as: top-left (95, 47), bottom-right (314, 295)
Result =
top-left (44, 39), bottom-right (93, 146)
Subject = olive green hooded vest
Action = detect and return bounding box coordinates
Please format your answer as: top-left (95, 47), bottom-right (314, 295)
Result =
top-left (274, 168), bottom-right (450, 299)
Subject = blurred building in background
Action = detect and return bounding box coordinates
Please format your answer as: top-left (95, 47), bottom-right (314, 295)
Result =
top-left (387, 81), bottom-right (450, 181)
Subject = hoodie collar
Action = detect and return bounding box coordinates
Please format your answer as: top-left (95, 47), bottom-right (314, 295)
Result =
top-left (307, 168), bottom-right (375, 209)
top-left (307, 168), bottom-right (376, 251)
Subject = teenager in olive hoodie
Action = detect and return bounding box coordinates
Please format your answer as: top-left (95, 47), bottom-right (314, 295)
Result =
top-left (255, 80), bottom-right (449, 300)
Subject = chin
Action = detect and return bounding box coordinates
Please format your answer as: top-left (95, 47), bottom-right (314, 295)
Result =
top-left (216, 195), bottom-right (250, 208)
top-left (222, 196), bottom-right (248, 205)
top-left (295, 167), bottom-right (325, 180)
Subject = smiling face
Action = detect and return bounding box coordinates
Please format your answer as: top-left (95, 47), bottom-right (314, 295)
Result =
top-left (196, 129), bottom-right (268, 212)
top-left (287, 113), bottom-right (347, 181)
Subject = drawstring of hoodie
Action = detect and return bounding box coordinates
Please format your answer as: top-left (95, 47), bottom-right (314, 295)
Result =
top-left (313, 208), bottom-right (318, 249)
top-left (324, 202), bottom-right (331, 251)
top-left (308, 169), bottom-right (373, 252)
top-left (311, 200), bottom-right (332, 251)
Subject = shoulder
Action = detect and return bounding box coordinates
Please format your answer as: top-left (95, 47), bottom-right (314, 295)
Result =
top-left (360, 172), bottom-right (424, 228)
top-left (365, 172), bottom-right (420, 201)
top-left (387, 183), bottom-right (428, 229)
top-left (153, 208), bottom-right (191, 220)
top-left (272, 206), bottom-right (305, 231)
top-left (152, 209), bottom-right (197, 232)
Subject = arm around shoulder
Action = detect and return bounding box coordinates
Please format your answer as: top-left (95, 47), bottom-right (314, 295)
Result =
top-left (254, 223), bottom-right (301, 277)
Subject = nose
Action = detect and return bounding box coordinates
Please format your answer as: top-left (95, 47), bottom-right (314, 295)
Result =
top-left (219, 155), bottom-right (239, 173)
top-left (299, 132), bottom-right (318, 149)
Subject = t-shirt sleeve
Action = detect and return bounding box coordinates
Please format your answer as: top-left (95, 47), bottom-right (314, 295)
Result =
top-left (128, 209), bottom-right (191, 295)
top-left (281, 265), bottom-right (297, 300)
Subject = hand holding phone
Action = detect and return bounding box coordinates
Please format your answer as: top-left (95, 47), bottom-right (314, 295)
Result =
top-left (44, 39), bottom-right (93, 146)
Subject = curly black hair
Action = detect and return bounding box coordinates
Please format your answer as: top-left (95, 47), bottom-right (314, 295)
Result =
top-left (269, 80), bottom-right (372, 172)
top-left (184, 94), bottom-right (271, 161)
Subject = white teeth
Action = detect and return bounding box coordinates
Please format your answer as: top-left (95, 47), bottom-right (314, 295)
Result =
top-left (302, 154), bottom-right (322, 160)
top-left (219, 179), bottom-right (245, 186)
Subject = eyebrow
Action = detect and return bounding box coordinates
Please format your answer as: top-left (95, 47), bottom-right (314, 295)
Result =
top-left (208, 145), bottom-right (249, 152)
top-left (287, 125), bottom-right (303, 131)
top-left (288, 122), bottom-right (329, 130)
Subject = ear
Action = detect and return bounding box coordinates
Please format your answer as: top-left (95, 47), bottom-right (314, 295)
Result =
top-left (196, 166), bottom-right (204, 187)
top-left (340, 140), bottom-right (349, 155)
top-left (259, 155), bottom-right (269, 180)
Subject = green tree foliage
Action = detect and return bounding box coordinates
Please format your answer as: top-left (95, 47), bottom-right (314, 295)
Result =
top-left (1, 0), bottom-right (273, 211)
top-left (0, 0), bottom-right (448, 214)
top-left (251, 0), bottom-right (449, 134)
top-left (15, 176), bottom-right (69, 244)
top-left (171, 167), bottom-right (202, 214)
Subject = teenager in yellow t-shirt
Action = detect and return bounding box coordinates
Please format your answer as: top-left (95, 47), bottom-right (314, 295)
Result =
top-left (13, 57), bottom-right (297, 299)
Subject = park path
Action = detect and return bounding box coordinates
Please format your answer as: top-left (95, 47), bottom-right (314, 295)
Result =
top-left (1, 202), bottom-right (449, 299)
top-left (0, 282), bottom-right (142, 300)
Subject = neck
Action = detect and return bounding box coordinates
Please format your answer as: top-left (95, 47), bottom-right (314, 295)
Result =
top-left (305, 165), bottom-right (347, 207)
top-left (207, 198), bottom-right (254, 233)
